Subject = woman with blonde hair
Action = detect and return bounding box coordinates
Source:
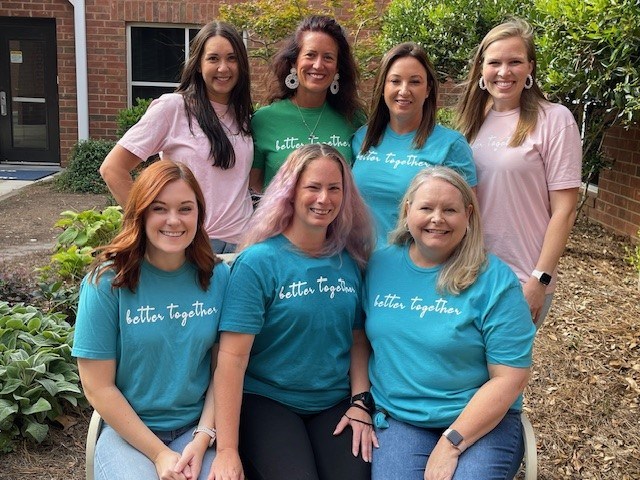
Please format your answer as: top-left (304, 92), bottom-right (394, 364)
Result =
top-left (457, 18), bottom-right (582, 326)
top-left (73, 159), bottom-right (229, 480)
top-left (364, 166), bottom-right (535, 479)
top-left (212, 143), bottom-right (376, 480)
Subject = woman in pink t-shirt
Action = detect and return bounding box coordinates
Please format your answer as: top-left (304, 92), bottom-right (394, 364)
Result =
top-left (100, 21), bottom-right (254, 254)
top-left (456, 18), bottom-right (582, 327)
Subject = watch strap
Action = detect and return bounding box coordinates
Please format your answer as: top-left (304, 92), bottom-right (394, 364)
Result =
top-left (192, 425), bottom-right (217, 447)
top-left (531, 269), bottom-right (552, 285)
top-left (442, 427), bottom-right (463, 448)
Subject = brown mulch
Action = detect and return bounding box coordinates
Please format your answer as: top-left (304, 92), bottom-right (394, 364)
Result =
top-left (0, 180), bottom-right (639, 479)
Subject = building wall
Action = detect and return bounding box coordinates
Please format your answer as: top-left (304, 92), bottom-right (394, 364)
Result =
top-left (583, 124), bottom-right (640, 239)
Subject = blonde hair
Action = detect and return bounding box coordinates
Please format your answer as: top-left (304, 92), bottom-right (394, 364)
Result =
top-left (456, 18), bottom-right (547, 147)
top-left (389, 166), bottom-right (486, 294)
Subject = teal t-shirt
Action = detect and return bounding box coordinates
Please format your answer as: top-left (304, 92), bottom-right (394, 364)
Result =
top-left (72, 260), bottom-right (230, 431)
top-left (352, 124), bottom-right (477, 246)
top-left (364, 245), bottom-right (535, 428)
top-left (219, 235), bottom-right (363, 413)
top-left (252, 99), bottom-right (362, 188)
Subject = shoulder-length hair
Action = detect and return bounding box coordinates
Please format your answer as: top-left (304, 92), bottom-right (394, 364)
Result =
top-left (238, 143), bottom-right (374, 270)
top-left (389, 166), bottom-right (486, 294)
top-left (92, 159), bottom-right (219, 291)
top-left (456, 18), bottom-right (546, 147)
top-left (267, 15), bottom-right (364, 124)
top-left (360, 42), bottom-right (439, 154)
top-left (176, 20), bottom-right (253, 169)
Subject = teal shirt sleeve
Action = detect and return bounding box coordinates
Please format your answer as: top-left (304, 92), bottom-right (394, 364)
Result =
top-left (72, 269), bottom-right (119, 359)
top-left (443, 130), bottom-right (477, 187)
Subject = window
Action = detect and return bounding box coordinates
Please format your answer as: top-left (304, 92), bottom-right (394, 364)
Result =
top-left (128, 25), bottom-right (200, 104)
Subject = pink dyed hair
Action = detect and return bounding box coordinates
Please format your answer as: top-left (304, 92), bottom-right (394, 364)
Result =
top-left (238, 144), bottom-right (374, 269)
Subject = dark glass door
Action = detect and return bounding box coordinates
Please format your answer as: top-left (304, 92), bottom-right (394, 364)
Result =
top-left (0, 17), bottom-right (60, 164)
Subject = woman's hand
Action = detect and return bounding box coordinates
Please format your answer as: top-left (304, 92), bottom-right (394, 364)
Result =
top-left (423, 437), bottom-right (461, 480)
top-left (154, 448), bottom-right (189, 480)
top-left (174, 434), bottom-right (209, 479)
top-left (333, 405), bottom-right (379, 462)
top-left (208, 448), bottom-right (245, 480)
top-left (522, 277), bottom-right (546, 322)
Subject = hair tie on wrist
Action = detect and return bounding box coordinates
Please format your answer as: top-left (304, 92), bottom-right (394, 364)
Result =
top-left (343, 413), bottom-right (373, 426)
top-left (349, 402), bottom-right (372, 415)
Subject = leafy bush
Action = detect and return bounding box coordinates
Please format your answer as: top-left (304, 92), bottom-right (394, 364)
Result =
top-left (116, 97), bottom-right (152, 138)
top-left (0, 302), bottom-right (85, 452)
top-left (36, 207), bottom-right (123, 321)
top-left (55, 139), bottom-right (116, 194)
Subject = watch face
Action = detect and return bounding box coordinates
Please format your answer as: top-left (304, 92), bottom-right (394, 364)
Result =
top-left (540, 273), bottom-right (552, 285)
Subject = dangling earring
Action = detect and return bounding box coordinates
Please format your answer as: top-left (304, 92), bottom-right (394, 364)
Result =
top-left (524, 74), bottom-right (534, 89)
top-left (330, 73), bottom-right (340, 95)
top-left (285, 67), bottom-right (299, 90)
top-left (478, 77), bottom-right (487, 90)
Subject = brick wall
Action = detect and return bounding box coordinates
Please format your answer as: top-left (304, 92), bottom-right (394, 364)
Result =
top-left (582, 124), bottom-right (640, 240)
top-left (0, 0), bottom-right (76, 161)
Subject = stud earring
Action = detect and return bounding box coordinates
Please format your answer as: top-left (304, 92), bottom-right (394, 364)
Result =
top-left (524, 74), bottom-right (534, 89)
top-left (478, 77), bottom-right (487, 90)
top-left (330, 73), bottom-right (340, 95)
top-left (285, 67), bottom-right (299, 90)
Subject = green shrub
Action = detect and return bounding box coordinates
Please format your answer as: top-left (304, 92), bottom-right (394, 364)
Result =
top-left (116, 97), bottom-right (152, 138)
top-left (36, 206), bottom-right (123, 321)
top-left (0, 302), bottom-right (85, 452)
top-left (56, 139), bottom-right (116, 194)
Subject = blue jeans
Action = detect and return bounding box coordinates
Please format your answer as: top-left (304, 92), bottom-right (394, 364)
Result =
top-left (372, 410), bottom-right (523, 480)
top-left (210, 238), bottom-right (237, 254)
top-left (94, 423), bottom-right (217, 480)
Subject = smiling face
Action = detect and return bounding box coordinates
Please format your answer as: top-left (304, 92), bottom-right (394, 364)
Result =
top-left (199, 35), bottom-right (239, 104)
top-left (144, 179), bottom-right (198, 269)
top-left (294, 31), bottom-right (339, 100)
top-left (406, 177), bottom-right (472, 267)
top-left (383, 56), bottom-right (430, 131)
top-left (291, 156), bottom-right (344, 235)
top-left (481, 36), bottom-right (534, 111)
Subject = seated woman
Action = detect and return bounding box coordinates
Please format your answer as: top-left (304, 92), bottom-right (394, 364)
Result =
top-left (72, 160), bottom-right (229, 480)
top-left (364, 166), bottom-right (535, 480)
top-left (211, 144), bottom-right (376, 480)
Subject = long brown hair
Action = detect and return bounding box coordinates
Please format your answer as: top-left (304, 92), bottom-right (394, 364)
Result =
top-left (93, 160), bottom-right (219, 291)
top-left (176, 20), bottom-right (253, 168)
top-left (360, 42), bottom-right (439, 154)
top-left (456, 18), bottom-right (547, 147)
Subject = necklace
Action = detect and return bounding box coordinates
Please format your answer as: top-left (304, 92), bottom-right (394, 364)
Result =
top-left (294, 100), bottom-right (326, 141)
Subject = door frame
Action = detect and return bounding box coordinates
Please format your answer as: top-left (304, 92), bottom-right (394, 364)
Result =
top-left (0, 16), bottom-right (60, 164)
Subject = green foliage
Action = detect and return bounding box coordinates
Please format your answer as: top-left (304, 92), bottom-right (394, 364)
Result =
top-left (116, 97), bottom-right (152, 138)
top-left (0, 302), bottom-right (85, 452)
top-left (380, 0), bottom-right (529, 81)
top-left (220, 0), bottom-right (384, 77)
top-left (55, 139), bottom-right (116, 194)
top-left (436, 107), bottom-right (456, 128)
top-left (626, 230), bottom-right (640, 290)
top-left (36, 206), bottom-right (123, 320)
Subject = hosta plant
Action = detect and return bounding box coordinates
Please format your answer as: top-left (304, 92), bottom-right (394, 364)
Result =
top-left (0, 302), bottom-right (85, 453)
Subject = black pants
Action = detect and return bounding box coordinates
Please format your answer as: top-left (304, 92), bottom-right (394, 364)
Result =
top-left (239, 393), bottom-right (371, 480)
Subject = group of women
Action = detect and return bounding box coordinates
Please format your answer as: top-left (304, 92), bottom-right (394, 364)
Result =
top-left (73, 13), bottom-right (581, 480)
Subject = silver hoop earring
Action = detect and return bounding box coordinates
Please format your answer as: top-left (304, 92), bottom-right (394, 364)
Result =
top-left (478, 77), bottom-right (487, 90)
top-left (330, 73), bottom-right (340, 95)
top-left (285, 67), bottom-right (299, 90)
top-left (524, 74), bottom-right (534, 89)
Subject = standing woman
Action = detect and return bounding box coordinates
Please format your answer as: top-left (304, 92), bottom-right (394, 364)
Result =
top-left (365, 167), bottom-right (535, 480)
top-left (353, 42), bottom-right (477, 247)
top-left (73, 160), bottom-right (230, 480)
top-left (100, 21), bottom-right (253, 254)
top-left (456, 18), bottom-right (582, 326)
top-left (250, 15), bottom-right (365, 191)
top-left (212, 144), bottom-right (376, 480)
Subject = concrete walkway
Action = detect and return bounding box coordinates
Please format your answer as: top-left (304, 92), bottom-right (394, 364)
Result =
top-left (0, 179), bottom-right (34, 202)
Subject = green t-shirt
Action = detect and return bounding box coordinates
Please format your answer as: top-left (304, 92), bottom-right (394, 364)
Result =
top-left (251, 99), bottom-right (362, 188)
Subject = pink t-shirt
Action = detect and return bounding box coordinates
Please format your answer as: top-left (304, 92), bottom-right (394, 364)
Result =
top-left (119, 93), bottom-right (253, 243)
top-left (471, 102), bottom-right (582, 291)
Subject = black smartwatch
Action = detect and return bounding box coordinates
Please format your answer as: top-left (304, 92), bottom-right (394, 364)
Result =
top-left (442, 428), bottom-right (464, 448)
top-left (350, 391), bottom-right (375, 413)
top-left (531, 269), bottom-right (552, 286)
